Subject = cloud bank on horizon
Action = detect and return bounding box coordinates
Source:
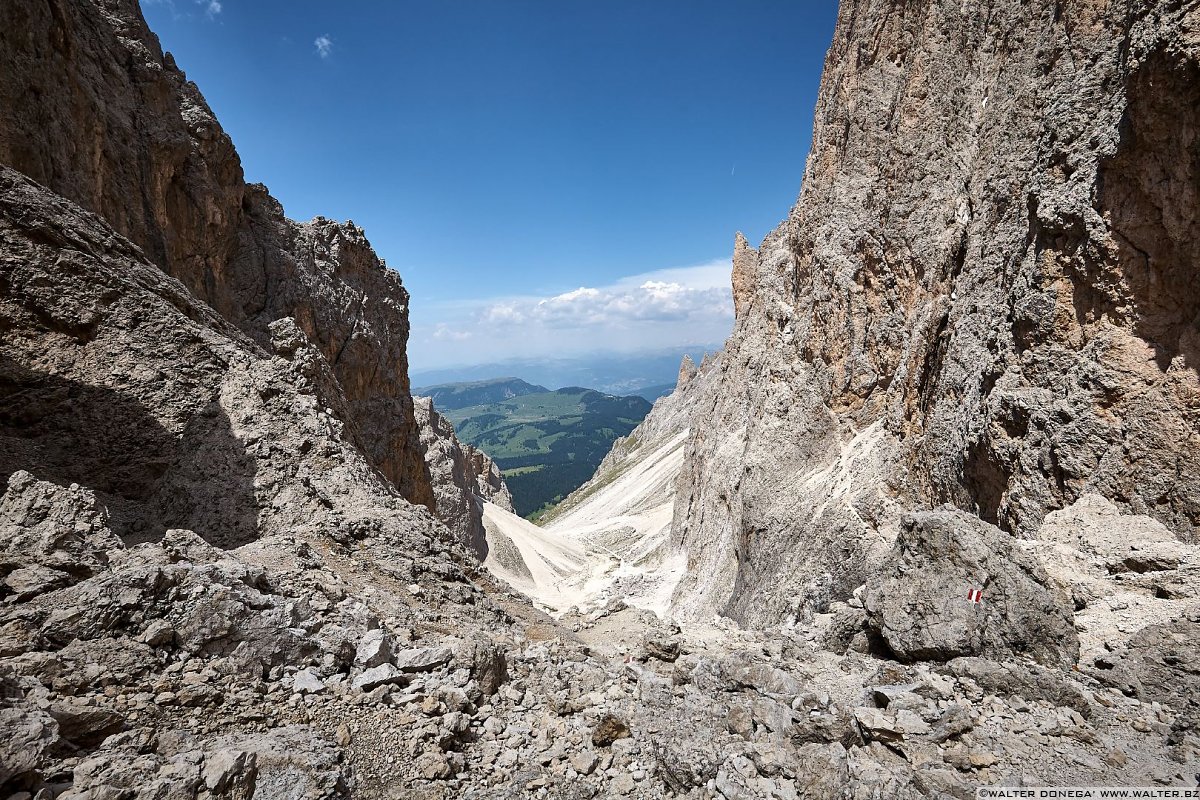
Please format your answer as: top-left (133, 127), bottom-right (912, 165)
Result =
top-left (409, 259), bottom-right (734, 370)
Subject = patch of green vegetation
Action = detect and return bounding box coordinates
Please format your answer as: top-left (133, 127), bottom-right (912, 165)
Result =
top-left (446, 387), bottom-right (651, 517)
top-left (501, 464), bottom-right (544, 477)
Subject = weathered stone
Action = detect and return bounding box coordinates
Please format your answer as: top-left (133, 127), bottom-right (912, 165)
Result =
top-left (292, 669), bottom-right (326, 695)
top-left (351, 664), bottom-right (405, 693)
top-left (591, 714), bottom-right (631, 747)
top-left (48, 701), bottom-right (124, 747)
top-left (570, 751), bottom-right (597, 775)
top-left (138, 620), bottom-right (176, 648)
top-left (0, 707), bottom-right (58, 784)
top-left (414, 750), bottom-right (453, 780)
top-left (2, 565), bottom-right (71, 601)
top-left (1100, 614), bottom-right (1200, 710)
top-left (643, 631), bottom-right (681, 663)
top-left (394, 645), bottom-right (453, 674)
top-left (353, 629), bottom-right (394, 670)
top-left (864, 509), bottom-right (1078, 667)
top-left (457, 638), bottom-right (507, 696)
top-left (219, 727), bottom-right (349, 799)
top-left (0, 472), bottom-right (120, 582)
top-left (871, 685), bottom-right (921, 709)
top-left (176, 684), bottom-right (223, 708)
top-left (202, 749), bottom-right (256, 796)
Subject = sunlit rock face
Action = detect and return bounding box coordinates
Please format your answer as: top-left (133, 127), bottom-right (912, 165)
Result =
top-left (415, 396), bottom-right (513, 559)
top-left (0, 0), bottom-right (434, 510)
top-left (671, 0), bottom-right (1200, 626)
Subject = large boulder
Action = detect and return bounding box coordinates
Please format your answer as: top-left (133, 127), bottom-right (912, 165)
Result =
top-left (864, 508), bottom-right (1078, 667)
top-left (0, 471), bottom-right (122, 594)
top-left (0, 706), bottom-right (58, 785)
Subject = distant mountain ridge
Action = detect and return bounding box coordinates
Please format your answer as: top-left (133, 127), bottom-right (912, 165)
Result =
top-left (631, 384), bottom-right (676, 402)
top-left (409, 345), bottom-right (721, 397)
top-left (414, 377), bottom-right (548, 410)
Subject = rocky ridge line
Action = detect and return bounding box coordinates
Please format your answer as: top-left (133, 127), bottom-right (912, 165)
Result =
top-left (0, 0), bottom-right (439, 511)
top-left (415, 396), bottom-right (514, 559)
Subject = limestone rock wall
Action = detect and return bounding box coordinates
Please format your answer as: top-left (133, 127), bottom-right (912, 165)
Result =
top-left (0, 165), bottom-right (452, 558)
top-left (415, 396), bottom-right (513, 558)
top-left (0, 0), bottom-right (434, 510)
top-left (673, 0), bottom-right (1200, 625)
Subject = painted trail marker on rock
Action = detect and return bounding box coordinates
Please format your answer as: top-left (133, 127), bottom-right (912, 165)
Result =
top-left (967, 587), bottom-right (983, 604)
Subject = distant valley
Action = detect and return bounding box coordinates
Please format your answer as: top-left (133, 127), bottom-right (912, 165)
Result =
top-left (414, 378), bottom-right (652, 517)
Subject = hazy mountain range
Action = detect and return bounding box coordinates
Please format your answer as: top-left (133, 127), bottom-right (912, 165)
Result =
top-left (410, 345), bottom-right (720, 398)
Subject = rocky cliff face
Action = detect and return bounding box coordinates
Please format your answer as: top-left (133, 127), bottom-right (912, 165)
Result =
top-left (415, 396), bottom-right (513, 558)
top-left (0, 163), bottom-right (517, 794)
top-left (5, 0), bottom-right (1200, 795)
top-left (0, 0), bottom-right (434, 510)
top-left (672, 0), bottom-right (1200, 627)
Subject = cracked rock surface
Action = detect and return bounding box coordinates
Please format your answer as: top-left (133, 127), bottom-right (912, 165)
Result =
top-left (1, 0), bottom-right (1199, 797)
top-left (671, 0), bottom-right (1200, 630)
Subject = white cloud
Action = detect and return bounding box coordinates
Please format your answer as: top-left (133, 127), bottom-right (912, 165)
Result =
top-left (611, 260), bottom-right (732, 292)
top-left (431, 323), bottom-right (471, 342)
top-left (314, 34), bottom-right (333, 59)
top-left (479, 302), bottom-right (526, 325)
top-left (200, 0), bottom-right (221, 16)
top-left (478, 261), bottom-right (733, 331)
top-left (408, 259), bottom-right (734, 369)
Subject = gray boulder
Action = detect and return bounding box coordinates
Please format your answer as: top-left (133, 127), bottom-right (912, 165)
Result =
top-left (0, 706), bottom-right (58, 785)
top-left (394, 645), bottom-right (454, 674)
top-left (0, 472), bottom-right (121, 591)
top-left (457, 638), bottom-right (507, 696)
top-left (864, 508), bottom-right (1078, 667)
top-left (3, 564), bottom-right (71, 601)
top-left (353, 628), bottom-right (394, 670)
top-left (1100, 611), bottom-right (1200, 711)
top-left (351, 664), bottom-right (406, 692)
top-left (48, 700), bottom-right (125, 747)
top-left (291, 669), bottom-right (326, 695)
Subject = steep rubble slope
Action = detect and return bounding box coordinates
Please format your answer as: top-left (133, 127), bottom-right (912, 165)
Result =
top-left (0, 164), bottom-right (510, 795)
top-left (673, 0), bottom-right (1200, 627)
top-left (0, 0), bottom-right (434, 509)
top-left (480, 355), bottom-right (716, 616)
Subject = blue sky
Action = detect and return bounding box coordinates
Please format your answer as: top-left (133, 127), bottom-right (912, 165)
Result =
top-left (142, 1), bottom-right (838, 369)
